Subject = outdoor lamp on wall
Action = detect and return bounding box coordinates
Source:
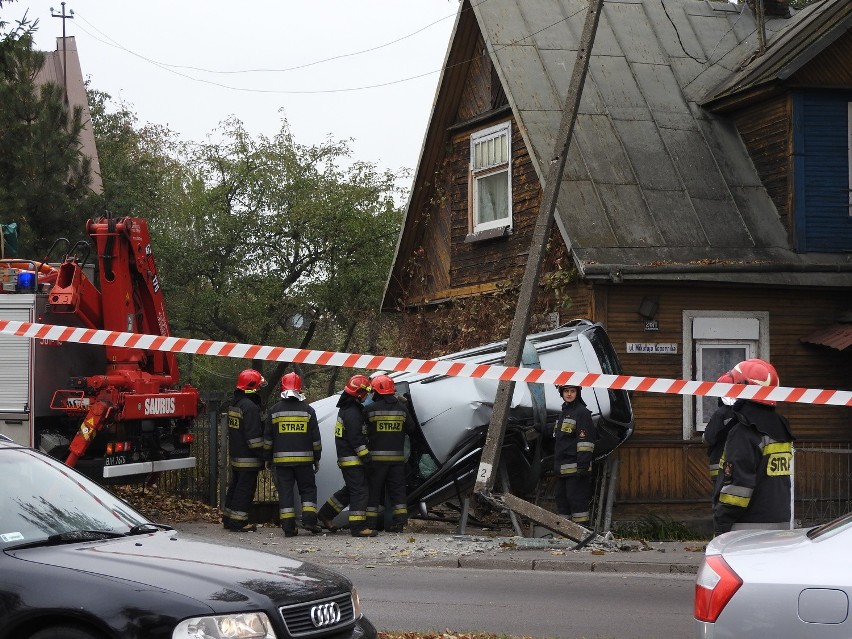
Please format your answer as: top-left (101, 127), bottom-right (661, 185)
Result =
top-left (638, 296), bottom-right (659, 320)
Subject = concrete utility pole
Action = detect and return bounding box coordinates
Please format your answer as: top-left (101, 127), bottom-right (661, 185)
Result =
top-left (51, 2), bottom-right (75, 103)
top-left (474, 0), bottom-right (606, 503)
top-left (755, 0), bottom-right (767, 54)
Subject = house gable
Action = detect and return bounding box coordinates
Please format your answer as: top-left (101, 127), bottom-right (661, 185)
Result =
top-left (35, 37), bottom-right (102, 194)
top-left (384, 5), bottom-right (542, 311)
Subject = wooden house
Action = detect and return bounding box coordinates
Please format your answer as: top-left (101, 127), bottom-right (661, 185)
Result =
top-left (383, 0), bottom-right (852, 525)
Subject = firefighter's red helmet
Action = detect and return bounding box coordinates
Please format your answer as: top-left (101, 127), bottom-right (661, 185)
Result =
top-left (371, 375), bottom-right (396, 395)
top-left (344, 374), bottom-right (372, 399)
top-left (280, 372), bottom-right (303, 392)
top-left (236, 369), bottom-right (266, 392)
top-left (280, 372), bottom-right (304, 400)
top-left (729, 359), bottom-right (779, 406)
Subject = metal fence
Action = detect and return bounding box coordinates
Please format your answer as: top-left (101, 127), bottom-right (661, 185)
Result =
top-left (155, 418), bottom-right (852, 528)
top-left (155, 407), bottom-right (278, 507)
top-left (794, 443), bottom-right (852, 526)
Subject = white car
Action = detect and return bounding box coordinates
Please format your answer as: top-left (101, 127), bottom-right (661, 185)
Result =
top-left (694, 512), bottom-right (852, 638)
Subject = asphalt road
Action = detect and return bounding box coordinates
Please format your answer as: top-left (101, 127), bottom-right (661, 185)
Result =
top-left (172, 522), bottom-right (700, 638)
top-left (320, 563), bottom-right (694, 639)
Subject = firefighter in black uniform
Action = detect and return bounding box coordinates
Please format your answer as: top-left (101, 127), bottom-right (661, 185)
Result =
top-left (364, 374), bottom-right (413, 533)
top-left (317, 374), bottom-right (378, 538)
top-left (551, 384), bottom-right (597, 525)
top-left (265, 372), bottom-right (322, 537)
top-left (223, 368), bottom-right (267, 532)
top-left (703, 372), bottom-right (736, 484)
top-left (713, 358), bottom-right (794, 535)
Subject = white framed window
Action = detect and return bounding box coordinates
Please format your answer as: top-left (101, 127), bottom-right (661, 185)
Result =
top-left (470, 122), bottom-right (512, 233)
top-left (682, 311), bottom-right (769, 437)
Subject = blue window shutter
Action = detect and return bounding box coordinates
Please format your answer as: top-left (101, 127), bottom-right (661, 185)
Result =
top-left (793, 91), bottom-right (852, 253)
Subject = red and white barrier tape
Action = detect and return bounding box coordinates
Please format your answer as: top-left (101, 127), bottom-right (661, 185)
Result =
top-left (1, 319), bottom-right (850, 407)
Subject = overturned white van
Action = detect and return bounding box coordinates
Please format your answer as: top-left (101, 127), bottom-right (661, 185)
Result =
top-left (312, 319), bottom-right (634, 527)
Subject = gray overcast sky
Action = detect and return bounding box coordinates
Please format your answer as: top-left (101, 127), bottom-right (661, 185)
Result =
top-left (17, 1), bottom-right (459, 175)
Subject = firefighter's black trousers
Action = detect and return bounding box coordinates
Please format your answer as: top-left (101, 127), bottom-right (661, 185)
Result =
top-left (318, 465), bottom-right (370, 534)
top-left (275, 464), bottom-right (318, 531)
top-left (557, 473), bottom-right (594, 524)
top-left (367, 463), bottom-right (408, 528)
top-left (223, 467), bottom-right (259, 528)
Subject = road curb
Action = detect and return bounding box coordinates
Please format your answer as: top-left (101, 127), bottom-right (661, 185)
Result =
top-left (457, 556), bottom-right (537, 570)
top-left (410, 555), bottom-right (700, 574)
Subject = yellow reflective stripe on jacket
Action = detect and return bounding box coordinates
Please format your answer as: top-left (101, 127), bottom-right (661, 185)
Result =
top-left (719, 484), bottom-right (753, 508)
top-left (368, 411), bottom-right (405, 431)
top-left (762, 440), bottom-right (793, 476)
top-left (719, 493), bottom-right (750, 507)
top-left (763, 441), bottom-right (792, 455)
top-left (272, 413), bottom-right (309, 433)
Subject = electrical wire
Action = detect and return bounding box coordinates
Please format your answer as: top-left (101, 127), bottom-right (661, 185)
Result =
top-left (68, 0), bottom-right (583, 96)
top-left (72, 1), bottom-right (491, 76)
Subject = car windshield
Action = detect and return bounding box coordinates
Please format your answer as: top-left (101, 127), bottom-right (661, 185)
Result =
top-left (806, 510), bottom-right (852, 541)
top-left (0, 446), bottom-right (148, 549)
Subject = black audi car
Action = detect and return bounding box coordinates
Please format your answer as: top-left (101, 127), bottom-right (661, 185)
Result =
top-left (0, 435), bottom-right (376, 639)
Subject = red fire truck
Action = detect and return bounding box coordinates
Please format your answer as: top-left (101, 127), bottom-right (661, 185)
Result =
top-left (0, 216), bottom-right (201, 483)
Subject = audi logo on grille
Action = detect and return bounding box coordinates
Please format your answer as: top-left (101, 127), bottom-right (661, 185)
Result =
top-left (310, 602), bottom-right (342, 628)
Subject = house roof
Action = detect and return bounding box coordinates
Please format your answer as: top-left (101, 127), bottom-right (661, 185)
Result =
top-left (384, 0), bottom-right (852, 310)
top-left (468, 0), bottom-right (852, 286)
top-left (800, 323), bottom-right (852, 351)
top-left (706, 0), bottom-right (852, 105)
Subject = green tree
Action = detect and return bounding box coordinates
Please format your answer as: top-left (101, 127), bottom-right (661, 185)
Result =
top-left (88, 96), bottom-right (404, 399)
top-left (87, 89), bottom-right (189, 219)
top-left (153, 117), bottom-right (404, 397)
top-left (0, 11), bottom-right (92, 256)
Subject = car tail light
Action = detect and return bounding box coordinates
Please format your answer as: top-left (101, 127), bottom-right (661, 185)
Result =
top-left (695, 554), bottom-right (743, 622)
top-left (180, 433), bottom-right (194, 444)
top-left (105, 442), bottom-right (114, 455)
